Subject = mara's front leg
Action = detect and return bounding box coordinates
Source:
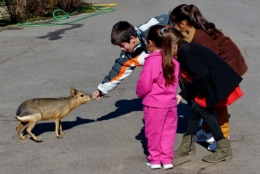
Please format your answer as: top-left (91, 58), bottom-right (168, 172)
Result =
top-left (54, 119), bottom-right (63, 138)
top-left (59, 120), bottom-right (65, 135)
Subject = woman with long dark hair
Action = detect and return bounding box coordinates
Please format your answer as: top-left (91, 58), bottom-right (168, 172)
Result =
top-left (168, 28), bottom-right (243, 163)
top-left (170, 4), bottom-right (248, 151)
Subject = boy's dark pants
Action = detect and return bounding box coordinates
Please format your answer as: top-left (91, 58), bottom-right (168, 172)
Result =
top-left (186, 102), bottom-right (224, 142)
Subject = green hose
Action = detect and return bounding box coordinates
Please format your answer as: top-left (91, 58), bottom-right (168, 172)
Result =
top-left (52, 9), bottom-right (70, 20)
top-left (18, 4), bottom-right (116, 27)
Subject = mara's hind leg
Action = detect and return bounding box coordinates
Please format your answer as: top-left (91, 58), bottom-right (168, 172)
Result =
top-left (26, 113), bottom-right (42, 142)
top-left (26, 121), bottom-right (42, 142)
top-left (16, 122), bottom-right (28, 140)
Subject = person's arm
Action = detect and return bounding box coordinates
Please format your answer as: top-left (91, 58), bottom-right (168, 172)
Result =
top-left (178, 49), bottom-right (209, 100)
top-left (186, 57), bottom-right (209, 96)
top-left (93, 48), bottom-right (149, 100)
top-left (178, 81), bottom-right (196, 104)
top-left (176, 94), bottom-right (183, 105)
top-left (138, 14), bottom-right (172, 32)
top-left (136, 61), bottom-right (153, 99)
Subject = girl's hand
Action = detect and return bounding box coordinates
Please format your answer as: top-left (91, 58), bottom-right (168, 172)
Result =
top-left (176, 94), bottom-right (182, 105)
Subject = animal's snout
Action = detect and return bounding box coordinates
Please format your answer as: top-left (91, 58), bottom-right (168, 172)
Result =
top-left (84, 93), bottom-right (92, 102)
top-left (88, 94), bottom-right (92, 100)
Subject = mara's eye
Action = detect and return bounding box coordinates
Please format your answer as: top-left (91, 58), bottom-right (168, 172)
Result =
top-left (80, 94), bottom-right (84, 97)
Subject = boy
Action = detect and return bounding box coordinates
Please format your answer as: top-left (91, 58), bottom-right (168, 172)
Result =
top-left (93, 17), bottom-right (172, 99)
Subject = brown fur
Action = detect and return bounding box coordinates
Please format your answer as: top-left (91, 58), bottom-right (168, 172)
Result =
top-left (15, 88), bottom-right (92, 142)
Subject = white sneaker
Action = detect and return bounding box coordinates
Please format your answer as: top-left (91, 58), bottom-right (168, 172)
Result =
top-left (207, 136), bottom-right (230, 152)
top-left (146, 162), bottom-right (161, 169)
top-left (163, 164), bottom-right (173, 170)
top-left (196, 130), bottom-right (215, 144)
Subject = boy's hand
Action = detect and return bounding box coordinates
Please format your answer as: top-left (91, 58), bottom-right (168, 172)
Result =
top-left (176, 94), bottom-right (182, 105)
top-left (93, 90), bottom-right (101, 100)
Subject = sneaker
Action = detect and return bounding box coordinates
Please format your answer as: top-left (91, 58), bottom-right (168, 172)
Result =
top-left (207, 141), bottom-right (217, 151)
top-left (146, 162), bottom-right (161, 169)
top-left (196, 130), bottom-right (215, 144)
top-left (163, 164), bottom-right (173, 170)
top-left (207, 136), bottom-right (230, 152)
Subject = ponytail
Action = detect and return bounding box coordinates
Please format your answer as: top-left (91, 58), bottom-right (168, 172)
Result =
top-left (161, 28), bottom-right (175, 87)
top-left (188, 5), bottom-right (221, 39)
top-left (146, 25), bottom-right (176, 87)
top-left (170, 4), bottom-right (221, 39)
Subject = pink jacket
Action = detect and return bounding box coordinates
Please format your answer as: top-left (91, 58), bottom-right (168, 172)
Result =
top-left (136, 51), bottom-right (179, 108)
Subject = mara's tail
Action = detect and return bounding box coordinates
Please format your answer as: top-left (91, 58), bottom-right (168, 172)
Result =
top-left (15, 116), bottom-right (32, 122)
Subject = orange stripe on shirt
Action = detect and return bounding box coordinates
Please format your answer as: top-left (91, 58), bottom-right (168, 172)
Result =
top-left (111, 56), bottom-right (141, 82)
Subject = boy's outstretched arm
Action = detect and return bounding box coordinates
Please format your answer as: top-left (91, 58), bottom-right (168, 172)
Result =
top-left (93, 49), bottom-right (148, 100)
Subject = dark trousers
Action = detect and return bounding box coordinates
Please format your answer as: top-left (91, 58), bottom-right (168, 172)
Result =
top-left (186, 102), bottom-right (224, 142)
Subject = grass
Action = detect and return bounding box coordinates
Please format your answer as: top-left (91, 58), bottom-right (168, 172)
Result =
top-left (0, 16), bottom-right (13, 27)
top-left (0, 5), bottom-right (97, 28)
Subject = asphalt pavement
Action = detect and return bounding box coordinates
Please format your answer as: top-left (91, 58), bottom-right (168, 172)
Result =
top-left (0, 0), bottom-right (259, 173)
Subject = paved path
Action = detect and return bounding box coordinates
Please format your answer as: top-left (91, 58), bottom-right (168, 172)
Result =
top-left (0, 0), bottom-right (259, 173)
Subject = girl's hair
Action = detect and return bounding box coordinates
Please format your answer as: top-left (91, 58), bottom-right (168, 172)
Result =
top-left (111, 21), bottom-right (137, 46)
top-left (146, 25), bottom-right (184, 87)
top-left (168, 27), bottom-right (186, 49)
top-left (170, 4), bottom-right (221, 39)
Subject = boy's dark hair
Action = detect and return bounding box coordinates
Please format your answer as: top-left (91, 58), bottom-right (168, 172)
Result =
top-left (111, 21), bottom-right (137, 46)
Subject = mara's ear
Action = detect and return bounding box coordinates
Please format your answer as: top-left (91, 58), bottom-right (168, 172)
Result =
top-left (70, 87), bottom-right (78, 96)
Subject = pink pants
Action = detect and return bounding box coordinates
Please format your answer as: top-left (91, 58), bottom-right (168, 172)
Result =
top-left (143, 106), bottom-right (178, 164)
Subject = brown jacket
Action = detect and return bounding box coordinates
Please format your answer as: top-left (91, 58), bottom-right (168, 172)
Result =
top-left (189, 28), bottom-right (248, 76)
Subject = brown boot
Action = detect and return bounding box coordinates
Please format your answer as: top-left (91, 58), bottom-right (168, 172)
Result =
top-left (202, 139), bottom-right (232, 163)
top-left (174, 135), bottom-right (196, 158)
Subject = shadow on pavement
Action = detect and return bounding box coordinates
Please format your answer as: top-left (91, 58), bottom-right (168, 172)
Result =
top-left (22, 116), bottom-right (95, 138)
top-left (96, 98), bottom-right (192, 156)
top-left (36, 24), bottom-right (83, 40)
top-left (135, 121), bottom-right (149, 156)
top-left (96, 98), bottom-right (143, 121)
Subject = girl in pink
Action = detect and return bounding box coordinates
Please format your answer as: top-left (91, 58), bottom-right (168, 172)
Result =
top-left (136, 25), bottom-right (179, 170)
